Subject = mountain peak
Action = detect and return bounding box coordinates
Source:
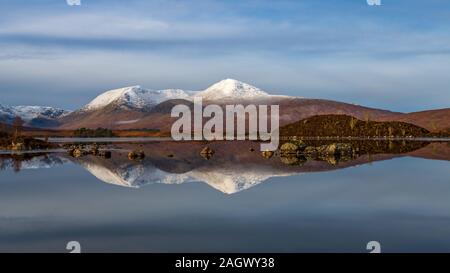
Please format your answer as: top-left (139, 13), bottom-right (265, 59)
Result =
top-left (0, 103), bottom-right (70, 123)
top-left (197, 79), bottom-right (269, 100)
top-left (82, 86), bottom-right (144, 111)
top-left (81, 85), bottom-right (192, 112)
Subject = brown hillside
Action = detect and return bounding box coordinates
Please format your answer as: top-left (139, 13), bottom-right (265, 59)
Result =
top-left (378, 108), bottom-right (450, 133)
top-left (58, 104), bottom-right (146, 130)
top-left (56, 97), bottom-right (397, 131)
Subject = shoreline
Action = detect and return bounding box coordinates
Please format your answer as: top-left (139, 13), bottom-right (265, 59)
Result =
top-left (37, 136), bottom-right (450, 143)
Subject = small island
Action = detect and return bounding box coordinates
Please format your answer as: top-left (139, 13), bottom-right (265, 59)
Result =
top-left (0, 118), bottom-right (55, 151)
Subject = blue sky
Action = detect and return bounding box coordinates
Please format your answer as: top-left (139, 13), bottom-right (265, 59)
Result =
top-left (0, 0), bottom-right (449, 112)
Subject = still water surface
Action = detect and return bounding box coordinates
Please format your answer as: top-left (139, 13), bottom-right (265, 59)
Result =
top-left (0, 140), bottom-right (449, 252)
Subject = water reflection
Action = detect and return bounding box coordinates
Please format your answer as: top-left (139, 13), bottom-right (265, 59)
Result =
top-left (0, 153), bottom-right (68, 173)
top-left (1, 141), bottom-right (448, 194)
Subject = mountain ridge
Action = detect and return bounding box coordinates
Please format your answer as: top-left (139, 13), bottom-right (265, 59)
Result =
top-left (1, 79), bottom-right (449, 132)
top-left (0, 104), bottom-right (70, 127)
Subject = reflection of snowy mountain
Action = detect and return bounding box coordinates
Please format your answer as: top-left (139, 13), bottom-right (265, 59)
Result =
top-left (1, 152), bottom-right (297, 194)
top-left (73, 157), bottom-right (297, 194)
top-left (186, 169), bottom-right (294, 194)
top-left (78, 161), bottom-right (193, 188)
top-left (0, 154), bottom-right (68, 170)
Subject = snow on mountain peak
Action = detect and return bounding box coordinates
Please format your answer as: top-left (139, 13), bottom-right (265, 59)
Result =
top-left (196, 79), bottom-right (270, 100)
top-left (82, 86), bottom-right (142, 111)
top-left (82, 86), bottom-right (192, 111)
top-left (80, 79), bottom-right (281, 112)
top-left (12, 106), bottom-right (70, 121)
top-left (0, 103), bottom-right (70, 122)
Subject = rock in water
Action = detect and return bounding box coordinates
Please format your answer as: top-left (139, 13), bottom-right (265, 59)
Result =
top-left (72, 148), bottom-right (87, 158)
top-left (304, 146), bottom-right (318, 157)
top-left (325, 144), bottom-right (338, 155)
top-left (128, 150), bottom-right (145, 160)
top-left (200, 146), bottom-right (215, 160)
top-left (280, 142), bottom-right (299, 155)
top-left (261, 150), bottom-right (274, 159)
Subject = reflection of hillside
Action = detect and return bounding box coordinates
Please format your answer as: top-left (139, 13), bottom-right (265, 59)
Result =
top-left (67, 140), bottom-right (447, 194)
top-left (407, 142), bottom-right (450, 161)
top-left (65, 148), bottom-right (298, 194)
top-left (1, 141), bottom-right (448, 194)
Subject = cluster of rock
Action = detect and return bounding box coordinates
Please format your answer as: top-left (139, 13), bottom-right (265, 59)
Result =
top-left (277, 141), bottom-right (355, 166)
top-left (68, 144), bottom-right (111, 158)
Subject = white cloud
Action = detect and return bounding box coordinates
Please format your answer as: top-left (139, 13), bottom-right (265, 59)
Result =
top-left (1, 1), bottom-right (450, 111)
top-left (67, 0), bottom-right (81, 6)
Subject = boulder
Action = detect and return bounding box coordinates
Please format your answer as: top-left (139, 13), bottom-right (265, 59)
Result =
top-left (72, 148), bottom-right (87, 158)
top-left (261, 150), bottom-right (274, 159)
top-left (128, 150), bottom-right (145, 160)
top-left (303, 146), bottom-right (317, 156)
top-left (280, 142), bottom-right (299, 155)
top-left (325, 144), bottom-right (338, 155)
top-left (200, 146), bottom-right (215, 160)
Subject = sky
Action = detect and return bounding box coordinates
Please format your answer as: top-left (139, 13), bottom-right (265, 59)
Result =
top-left (0, 0), bottom-right (449, 112)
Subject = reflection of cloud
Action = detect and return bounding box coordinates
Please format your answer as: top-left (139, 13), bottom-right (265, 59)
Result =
top-left (67, 0), bottom-right (81, 6)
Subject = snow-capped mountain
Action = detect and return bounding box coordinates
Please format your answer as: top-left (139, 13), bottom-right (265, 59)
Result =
top-left (80, 79), bottom-right (277, 112)
top-left (58, 79), bottom-right (292, 129)
top-left (11, 106), bottom-right (70, 121)
top-left (195, 79), bottom-right (270, 101)
top-left (0, 103), bottom-right (70, 125)
top-left (0, 104), bottom-right (15, 120)
top-left (81, 85), bottom-right (194, 112)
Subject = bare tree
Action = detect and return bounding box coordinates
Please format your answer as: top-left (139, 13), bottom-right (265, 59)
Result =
top-left (349, 117), bottom-right (357, 130)
top-left (388, 126), bottom-right (394, 137)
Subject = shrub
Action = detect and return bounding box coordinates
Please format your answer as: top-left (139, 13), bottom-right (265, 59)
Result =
top-left (74, 128), bottom-right (115, 137)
